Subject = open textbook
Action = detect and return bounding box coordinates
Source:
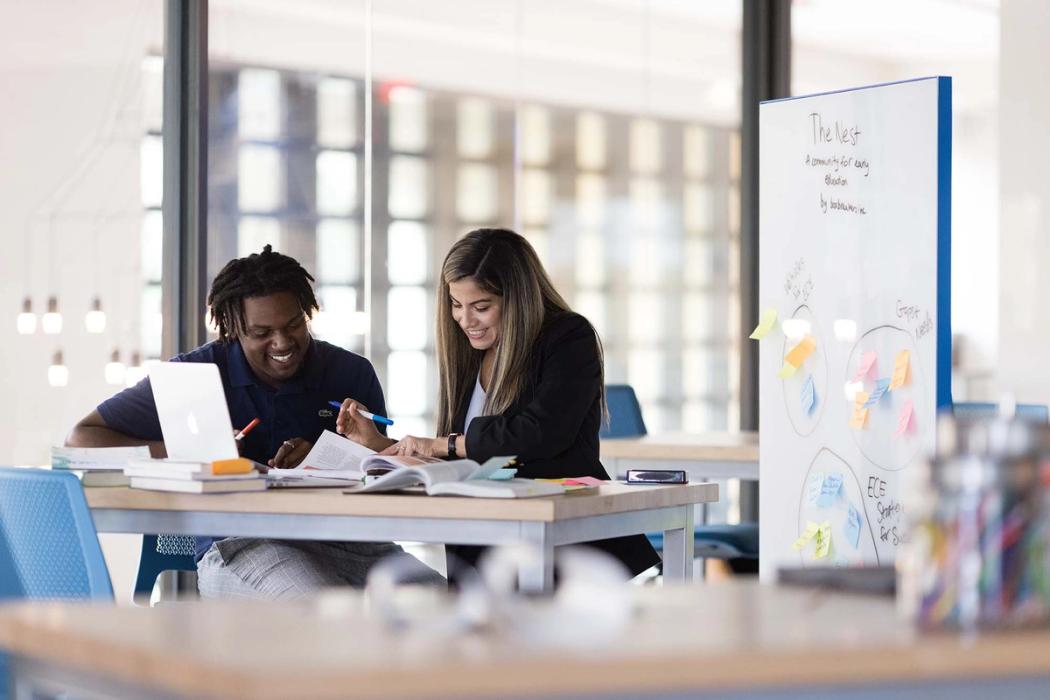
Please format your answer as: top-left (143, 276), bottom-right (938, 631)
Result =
top-left (345, 456), bottom-right (567, 498)
top-left (267, 430), bottom-right (451, 486)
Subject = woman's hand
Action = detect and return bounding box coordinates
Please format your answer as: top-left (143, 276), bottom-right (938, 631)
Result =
top-left (336, 399), bottom-right (387, 451)
top-left (268, 438), bottom-right (312, 468)
top-left (379, 435), bottom-right (443, 459)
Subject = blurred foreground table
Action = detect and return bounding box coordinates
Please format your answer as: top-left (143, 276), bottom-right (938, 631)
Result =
top-left (2, 581), bottom-right (1048, 699)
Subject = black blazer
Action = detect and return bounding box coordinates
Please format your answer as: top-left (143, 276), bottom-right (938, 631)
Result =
top-left (455, 311), bottom-right (660, 577)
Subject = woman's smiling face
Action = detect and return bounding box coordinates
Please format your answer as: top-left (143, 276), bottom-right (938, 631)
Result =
top-left (449, 277), bottom-right (502, 351)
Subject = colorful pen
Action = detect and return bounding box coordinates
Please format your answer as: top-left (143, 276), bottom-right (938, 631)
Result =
top-left (234, 417), bottom-right (260, 441)
top-left (328, 400), bottom-right (394, 426)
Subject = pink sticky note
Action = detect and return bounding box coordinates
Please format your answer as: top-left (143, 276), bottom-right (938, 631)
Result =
top-left (895, 400), bottom-right (914, 437)
top-left (565, 476), bottom-right (605, 487)
top-left (852, 351), bottom-right (877, 382)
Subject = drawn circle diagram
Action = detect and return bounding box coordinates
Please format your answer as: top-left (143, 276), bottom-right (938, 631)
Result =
top-left (796, 447), bottom-right (879, 567)
top-left (845, 325), bottom-right (927, 472)
top-left (780, 305), bottom-right (827, 437)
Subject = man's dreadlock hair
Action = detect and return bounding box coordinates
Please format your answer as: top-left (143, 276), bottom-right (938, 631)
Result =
top-left (207, 245), bottom-right (319, 343)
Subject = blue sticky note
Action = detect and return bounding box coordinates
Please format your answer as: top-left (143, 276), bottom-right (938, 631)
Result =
top-left (845, 504), bottom-right (862, 549)
top-left (487, 468), bottom-right (517, 480)
top-left (863, 378), bottom-right (890, 408)
top-left (806, 471), bottom-right (824, 505)
top-left (817, 472), bottom-right (842, 508)
top-left (801, 375), bottom-right (817, 415)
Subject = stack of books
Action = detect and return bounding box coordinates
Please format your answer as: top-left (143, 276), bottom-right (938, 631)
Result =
top-left (125, 457), bottom-right (266, 493)
top-left (51, 445), bottom-right (152, 487)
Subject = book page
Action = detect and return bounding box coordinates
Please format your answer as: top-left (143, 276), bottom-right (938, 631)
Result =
top-left (52, 445), bottom-right (151, 470)
top-left (294, 430), bottom-right (375, 477)
top-left (358, 453), bottom-right (440, 478)
top-left (351, 459), bottom-right (475, 493)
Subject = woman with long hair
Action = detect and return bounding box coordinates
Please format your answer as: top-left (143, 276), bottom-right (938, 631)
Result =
top-left (337, 228), bottom-right (660, 577)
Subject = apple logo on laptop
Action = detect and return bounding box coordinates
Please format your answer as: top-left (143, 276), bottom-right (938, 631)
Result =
top-left (186, 412), bottom-right (201, 435)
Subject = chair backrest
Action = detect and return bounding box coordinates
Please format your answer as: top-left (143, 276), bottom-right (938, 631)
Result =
top-left (952, 402), bottom-right (1050, 423)
top-left (600, 384), bottom-right (648, 439)
top-left (0, 467), bottom-right (113, 601)
top-left (135, 534), bottom-right (197, 596)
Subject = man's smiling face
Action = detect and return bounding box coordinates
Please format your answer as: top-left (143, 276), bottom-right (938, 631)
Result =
top-left (237, 292), bottom-right (311, 388)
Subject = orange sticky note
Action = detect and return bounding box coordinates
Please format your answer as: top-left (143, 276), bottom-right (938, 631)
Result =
top-left (850, 393), bottom-right (870, 429)
top-left (890, 350), bottom-right (910, 390)
top-left (784, 335), bottom-right (817, 368)
top-left (849, 407), bottom-right (868, 429)
top-left (211, 457), bottom-right (253, 475)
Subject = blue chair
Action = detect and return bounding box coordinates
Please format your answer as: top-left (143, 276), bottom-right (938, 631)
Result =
top-left (600, 385), bottom-right (758, 569)
top-left (600, 385), bottom-right (648, 438)
top-left (647, 523), bottom-right (759, 559)
top-left (135, 534), bottom-right (198, 599)
top-left (0, 467), bottom-right (114, 699)
top-left (952, 401), bottom-right (1049, 423)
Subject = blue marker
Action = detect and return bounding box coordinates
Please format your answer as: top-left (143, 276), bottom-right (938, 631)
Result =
top-left (328, 400), bottom-right (394, 426)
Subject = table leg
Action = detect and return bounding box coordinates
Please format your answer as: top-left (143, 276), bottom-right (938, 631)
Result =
top-left (518, 521), bottom-right (554, 594)
top-left (662, 504), bottom-right (695, 583)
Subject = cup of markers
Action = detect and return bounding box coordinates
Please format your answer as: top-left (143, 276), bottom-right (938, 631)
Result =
top-left (901, 413), bottom-right (1050, 631)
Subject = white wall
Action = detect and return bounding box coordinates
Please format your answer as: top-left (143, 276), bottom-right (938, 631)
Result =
top-left (1, 1), bottom-right (162, 467)
top-left (998, 0), bottom-right (1050, 404)
top-left (0, 1), bottom-right (161, 603)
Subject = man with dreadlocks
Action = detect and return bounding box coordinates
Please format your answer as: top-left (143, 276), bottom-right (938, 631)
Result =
top-left (67, 245), bottom-right (441, 598)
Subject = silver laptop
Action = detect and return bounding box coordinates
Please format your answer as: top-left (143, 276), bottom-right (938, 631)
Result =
top-left (149, 362), bottom-right (240, 463)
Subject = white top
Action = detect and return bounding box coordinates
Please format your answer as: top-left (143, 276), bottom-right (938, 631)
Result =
top-left (464, 374), bottom-right (486, 433)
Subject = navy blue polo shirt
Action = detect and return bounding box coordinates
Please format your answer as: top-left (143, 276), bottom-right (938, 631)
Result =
top-left (97, 337), bottom-right (386, 560)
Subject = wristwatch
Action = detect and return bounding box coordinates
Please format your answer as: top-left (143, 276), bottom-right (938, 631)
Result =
top-left (447, 433), bottom-right (461, 459)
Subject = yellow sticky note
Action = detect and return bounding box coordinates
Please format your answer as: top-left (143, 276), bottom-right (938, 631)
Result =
top-left (814, 521), bottom-right (832, 558)
top-left (784, 335), bottom-right (817, 368)
top-left (890, 350), bottom-right (910, 390)
top-left (792, 521), bottom-right (820, 551)
top-left (749, 308), bottom-right (778, 340)
top-left (849, 401), bottom-right (869, 429)
top-left (778, 362), bottom-right (799, 379)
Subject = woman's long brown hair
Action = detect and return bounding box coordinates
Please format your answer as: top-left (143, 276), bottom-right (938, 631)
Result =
top-left (435, 228), bottom-right (604, 434)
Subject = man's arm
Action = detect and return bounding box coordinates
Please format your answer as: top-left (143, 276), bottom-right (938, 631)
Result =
top-left (66, 410), bottom-right (167, 458)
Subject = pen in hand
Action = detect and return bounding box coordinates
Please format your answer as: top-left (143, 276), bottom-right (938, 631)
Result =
top-left (234, 417), bottom-right (260, 441)
top-left (329, 401), bottom-right (394, 426)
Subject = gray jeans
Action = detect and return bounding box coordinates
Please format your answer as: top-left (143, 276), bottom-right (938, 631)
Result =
top-left (197, 538), bottom-right (444, 600)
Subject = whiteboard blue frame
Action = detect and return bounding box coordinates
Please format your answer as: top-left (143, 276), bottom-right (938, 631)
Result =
top-left (762, 76), bottom-right (953, 410)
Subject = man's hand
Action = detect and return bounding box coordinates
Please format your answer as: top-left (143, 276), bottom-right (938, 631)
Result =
top-left (268, 438), bottom-right (312, 468)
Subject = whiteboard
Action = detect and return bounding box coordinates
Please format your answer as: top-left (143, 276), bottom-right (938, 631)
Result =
top-left (757, 78), bottom-right (951, 580)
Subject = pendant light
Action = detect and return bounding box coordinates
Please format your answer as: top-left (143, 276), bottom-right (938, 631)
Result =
top-left (48, 349), bottom-right (69, 387)
top-left (16, 297), bottom-right (36, 334)
top-left (104, 348), bottom-right (126, 385)
top-left (41, 296), bottom-right (63, 334)
top-left (85, 296), bottom-right (106, 333)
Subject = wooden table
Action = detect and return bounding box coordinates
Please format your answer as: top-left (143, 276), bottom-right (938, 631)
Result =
top-left (2, 581), bottom-right (1049, 699)
top-left (601, 431), bottom-right (759, 480)
top-left (85, 482), bottom-right (716, 592)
